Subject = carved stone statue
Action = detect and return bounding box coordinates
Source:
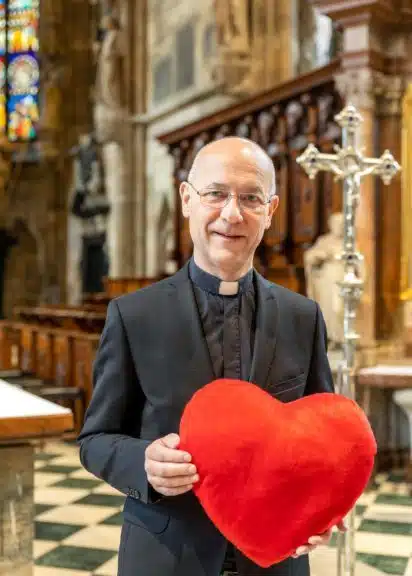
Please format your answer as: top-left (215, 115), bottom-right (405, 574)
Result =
top-left (94, 0), bottom-right (126, 144)
top-left (215, 0), bottom-right (250, 53)
top-left (70, 134), bottom-right (110, 294)
top-left (303, 212), bottom-right (345, 348)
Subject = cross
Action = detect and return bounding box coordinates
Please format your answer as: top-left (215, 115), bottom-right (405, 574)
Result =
top-left (297, 104), bottom-right (400, 184)
top-left (297, 103), bottom-right (401, 347)
top-left (297, 103), bottom-right (400, 262)
top-left (297, 104), bottom-right (401, 576)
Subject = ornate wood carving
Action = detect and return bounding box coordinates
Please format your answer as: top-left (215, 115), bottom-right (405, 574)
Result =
top-left (160, 62), bottom-right (343, 293)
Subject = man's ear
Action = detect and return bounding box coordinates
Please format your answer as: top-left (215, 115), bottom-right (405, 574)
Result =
top-left (180, 181), bottom-right (191, 218)
top-left (265, 195), bottom-right (279, 229)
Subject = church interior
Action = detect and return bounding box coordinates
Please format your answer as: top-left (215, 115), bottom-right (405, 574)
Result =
top-left (1, 0), bottom-right (412, 575)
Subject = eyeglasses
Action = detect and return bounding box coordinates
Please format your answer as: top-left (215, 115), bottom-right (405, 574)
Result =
top-left (186, 181), bottom-right (272, 213)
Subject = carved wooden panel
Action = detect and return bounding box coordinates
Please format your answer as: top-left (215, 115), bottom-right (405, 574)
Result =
top-left (36, 330), bottom-right (54, 381)
top-left (53, 333), bottom-right (73, 387)
top-left (0, 322), bottom-right (20, 369)
top-left (20, 325), bottom-right (37, 374)
top-left (73, 334), bottom-right (99, 408)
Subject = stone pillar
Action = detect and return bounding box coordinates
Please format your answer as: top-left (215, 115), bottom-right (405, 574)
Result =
top-left (102, 142), bottom-right (129, 278)
top-left (312, 0), bottom-right (412, 348)
top-left (0, 445), bottom-right (34, 576)
top-left (130, 0), bottom-right (148, 276)
top-left (93, 0), bottom-right (134, 278)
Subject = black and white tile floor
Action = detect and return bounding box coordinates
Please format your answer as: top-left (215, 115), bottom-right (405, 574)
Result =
top-left (32, 442), bottom-right (412, 576)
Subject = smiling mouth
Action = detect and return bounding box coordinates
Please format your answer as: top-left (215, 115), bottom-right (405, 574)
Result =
top-left (213, 232), bottom-right (244, 240)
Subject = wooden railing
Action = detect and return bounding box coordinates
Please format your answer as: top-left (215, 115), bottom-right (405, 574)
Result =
top-left (158, 60), bottom-right (343, 293)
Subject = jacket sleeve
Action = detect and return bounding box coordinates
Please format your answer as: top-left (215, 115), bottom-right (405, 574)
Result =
top-left (77, 299), bottom-right (153, 503)
top-left (305, 302), bottom-right (335, 396)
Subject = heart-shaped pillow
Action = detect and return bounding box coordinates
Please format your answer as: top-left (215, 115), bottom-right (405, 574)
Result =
top-left (179, 379), bottom-right (376, 567)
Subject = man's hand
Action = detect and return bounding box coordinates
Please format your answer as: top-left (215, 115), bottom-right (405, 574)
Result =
top-left (292, 519), bottom-right (347, 558)
top-left (145, 433), bottom-right (199, 497)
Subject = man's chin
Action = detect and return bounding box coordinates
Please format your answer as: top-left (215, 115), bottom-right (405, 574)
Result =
top-left (211, 246), bottom-right (244, 265)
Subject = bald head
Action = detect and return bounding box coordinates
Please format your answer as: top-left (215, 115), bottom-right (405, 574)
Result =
top-left (188, 137), bottom-right (276, 198)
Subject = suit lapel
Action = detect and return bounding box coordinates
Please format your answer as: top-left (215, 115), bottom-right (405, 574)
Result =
top-left (166, 263), bottom-right (215, 392)
top-left (249, 272), bottom-right (278, 388)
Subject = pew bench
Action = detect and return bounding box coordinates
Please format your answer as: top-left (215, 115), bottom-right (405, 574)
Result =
top-left (0, 320), bottom-right (100, 435)
top-left (14, 305), bottom-right (106, 333)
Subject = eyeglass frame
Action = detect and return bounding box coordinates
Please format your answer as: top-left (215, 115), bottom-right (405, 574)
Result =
top-left (184, 180), bottom-right (274, 213)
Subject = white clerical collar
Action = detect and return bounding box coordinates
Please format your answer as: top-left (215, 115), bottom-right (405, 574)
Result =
top-left (189, 258), bottom-right (253, 296)
top-left (218, 281), bottom-right (239, 296)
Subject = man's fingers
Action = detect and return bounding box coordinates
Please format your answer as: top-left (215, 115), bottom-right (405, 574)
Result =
top-left (337, 519), bottom-right (348, 532)
top-left (146, 440), bottom-right (192, 464)
top-left (153, 485), bottom-right (194, 497)
top-left (145, 460), bottom-right (197, 478)
top-left (161, 433), bottom-right (181, 450)
top-left (308, 535), bottom-right (328, 546)
top-left (148, 473), bottom-right (199, 489)
top-left (292, 544), bottom-right (316, 558)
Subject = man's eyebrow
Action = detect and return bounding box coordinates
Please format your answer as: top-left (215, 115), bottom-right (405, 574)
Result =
top-left (203, 182), bottom-right (264, 194)
top-left (203, 182), bottom-right (229, 189)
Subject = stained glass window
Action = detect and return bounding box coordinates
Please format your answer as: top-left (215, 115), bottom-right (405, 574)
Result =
top-left (0, 0), bottom-right (40, 142)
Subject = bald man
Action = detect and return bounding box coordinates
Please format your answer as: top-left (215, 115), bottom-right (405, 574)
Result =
top-left (78, 137), bottom-right (341, 576)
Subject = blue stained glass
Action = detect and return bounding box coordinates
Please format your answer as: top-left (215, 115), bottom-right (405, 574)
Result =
top-left (0, 0), bottom-right (39, 140)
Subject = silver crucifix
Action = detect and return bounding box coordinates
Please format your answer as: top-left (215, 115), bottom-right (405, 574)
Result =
top-left (297, 103), bottom-right (401, 576)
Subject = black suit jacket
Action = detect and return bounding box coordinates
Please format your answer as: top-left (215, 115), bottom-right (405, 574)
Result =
top-left (78, 262), bottom-right (334, 570)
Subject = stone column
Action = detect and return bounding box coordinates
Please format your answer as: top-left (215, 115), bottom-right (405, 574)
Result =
top-left (93, 0), bottom-right (135, 279)
top-left (130, 0), bottom-right (148, 276)
top-left (0, 445), bottom-right (34, 576)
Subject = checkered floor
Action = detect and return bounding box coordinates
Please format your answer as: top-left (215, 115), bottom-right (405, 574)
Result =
top-left (33, 442), bottom-right (412, 576)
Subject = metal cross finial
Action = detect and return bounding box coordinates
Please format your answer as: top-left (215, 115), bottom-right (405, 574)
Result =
top-left (297, 104), bottom-right (400, 184)
top-left (296, 103), bottom-right (401, 576)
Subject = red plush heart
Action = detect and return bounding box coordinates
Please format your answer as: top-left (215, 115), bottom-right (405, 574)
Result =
top-left (179, 379), bottom-right (376, 567)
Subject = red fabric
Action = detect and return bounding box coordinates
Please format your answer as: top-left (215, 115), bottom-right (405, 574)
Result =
top-left (179, 379), bottom-right (376, 567)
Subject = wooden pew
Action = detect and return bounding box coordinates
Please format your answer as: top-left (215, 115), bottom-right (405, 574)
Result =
top-left (14, 304), bottom-right (106, 333)
top-left (0, 321), bottom-right (100, 436)
top-left (83, 275), bottom-right (162, 306)
top-left (0, 321), bottom-right (20, 370)
top-left (103, 276), bottom-right (160, 297)
top-left (0, 275), bottom-right (160, 433)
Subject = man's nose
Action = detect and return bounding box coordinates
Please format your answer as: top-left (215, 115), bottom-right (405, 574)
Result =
top-left (220, 195), bottom-right (243, 223)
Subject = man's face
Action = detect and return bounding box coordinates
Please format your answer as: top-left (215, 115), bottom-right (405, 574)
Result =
top-left (180, 142), bottom-right (279, 278)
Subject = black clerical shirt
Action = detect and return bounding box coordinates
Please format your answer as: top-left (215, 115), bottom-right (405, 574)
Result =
top-left (189, 258), bottom-right (256, 381)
